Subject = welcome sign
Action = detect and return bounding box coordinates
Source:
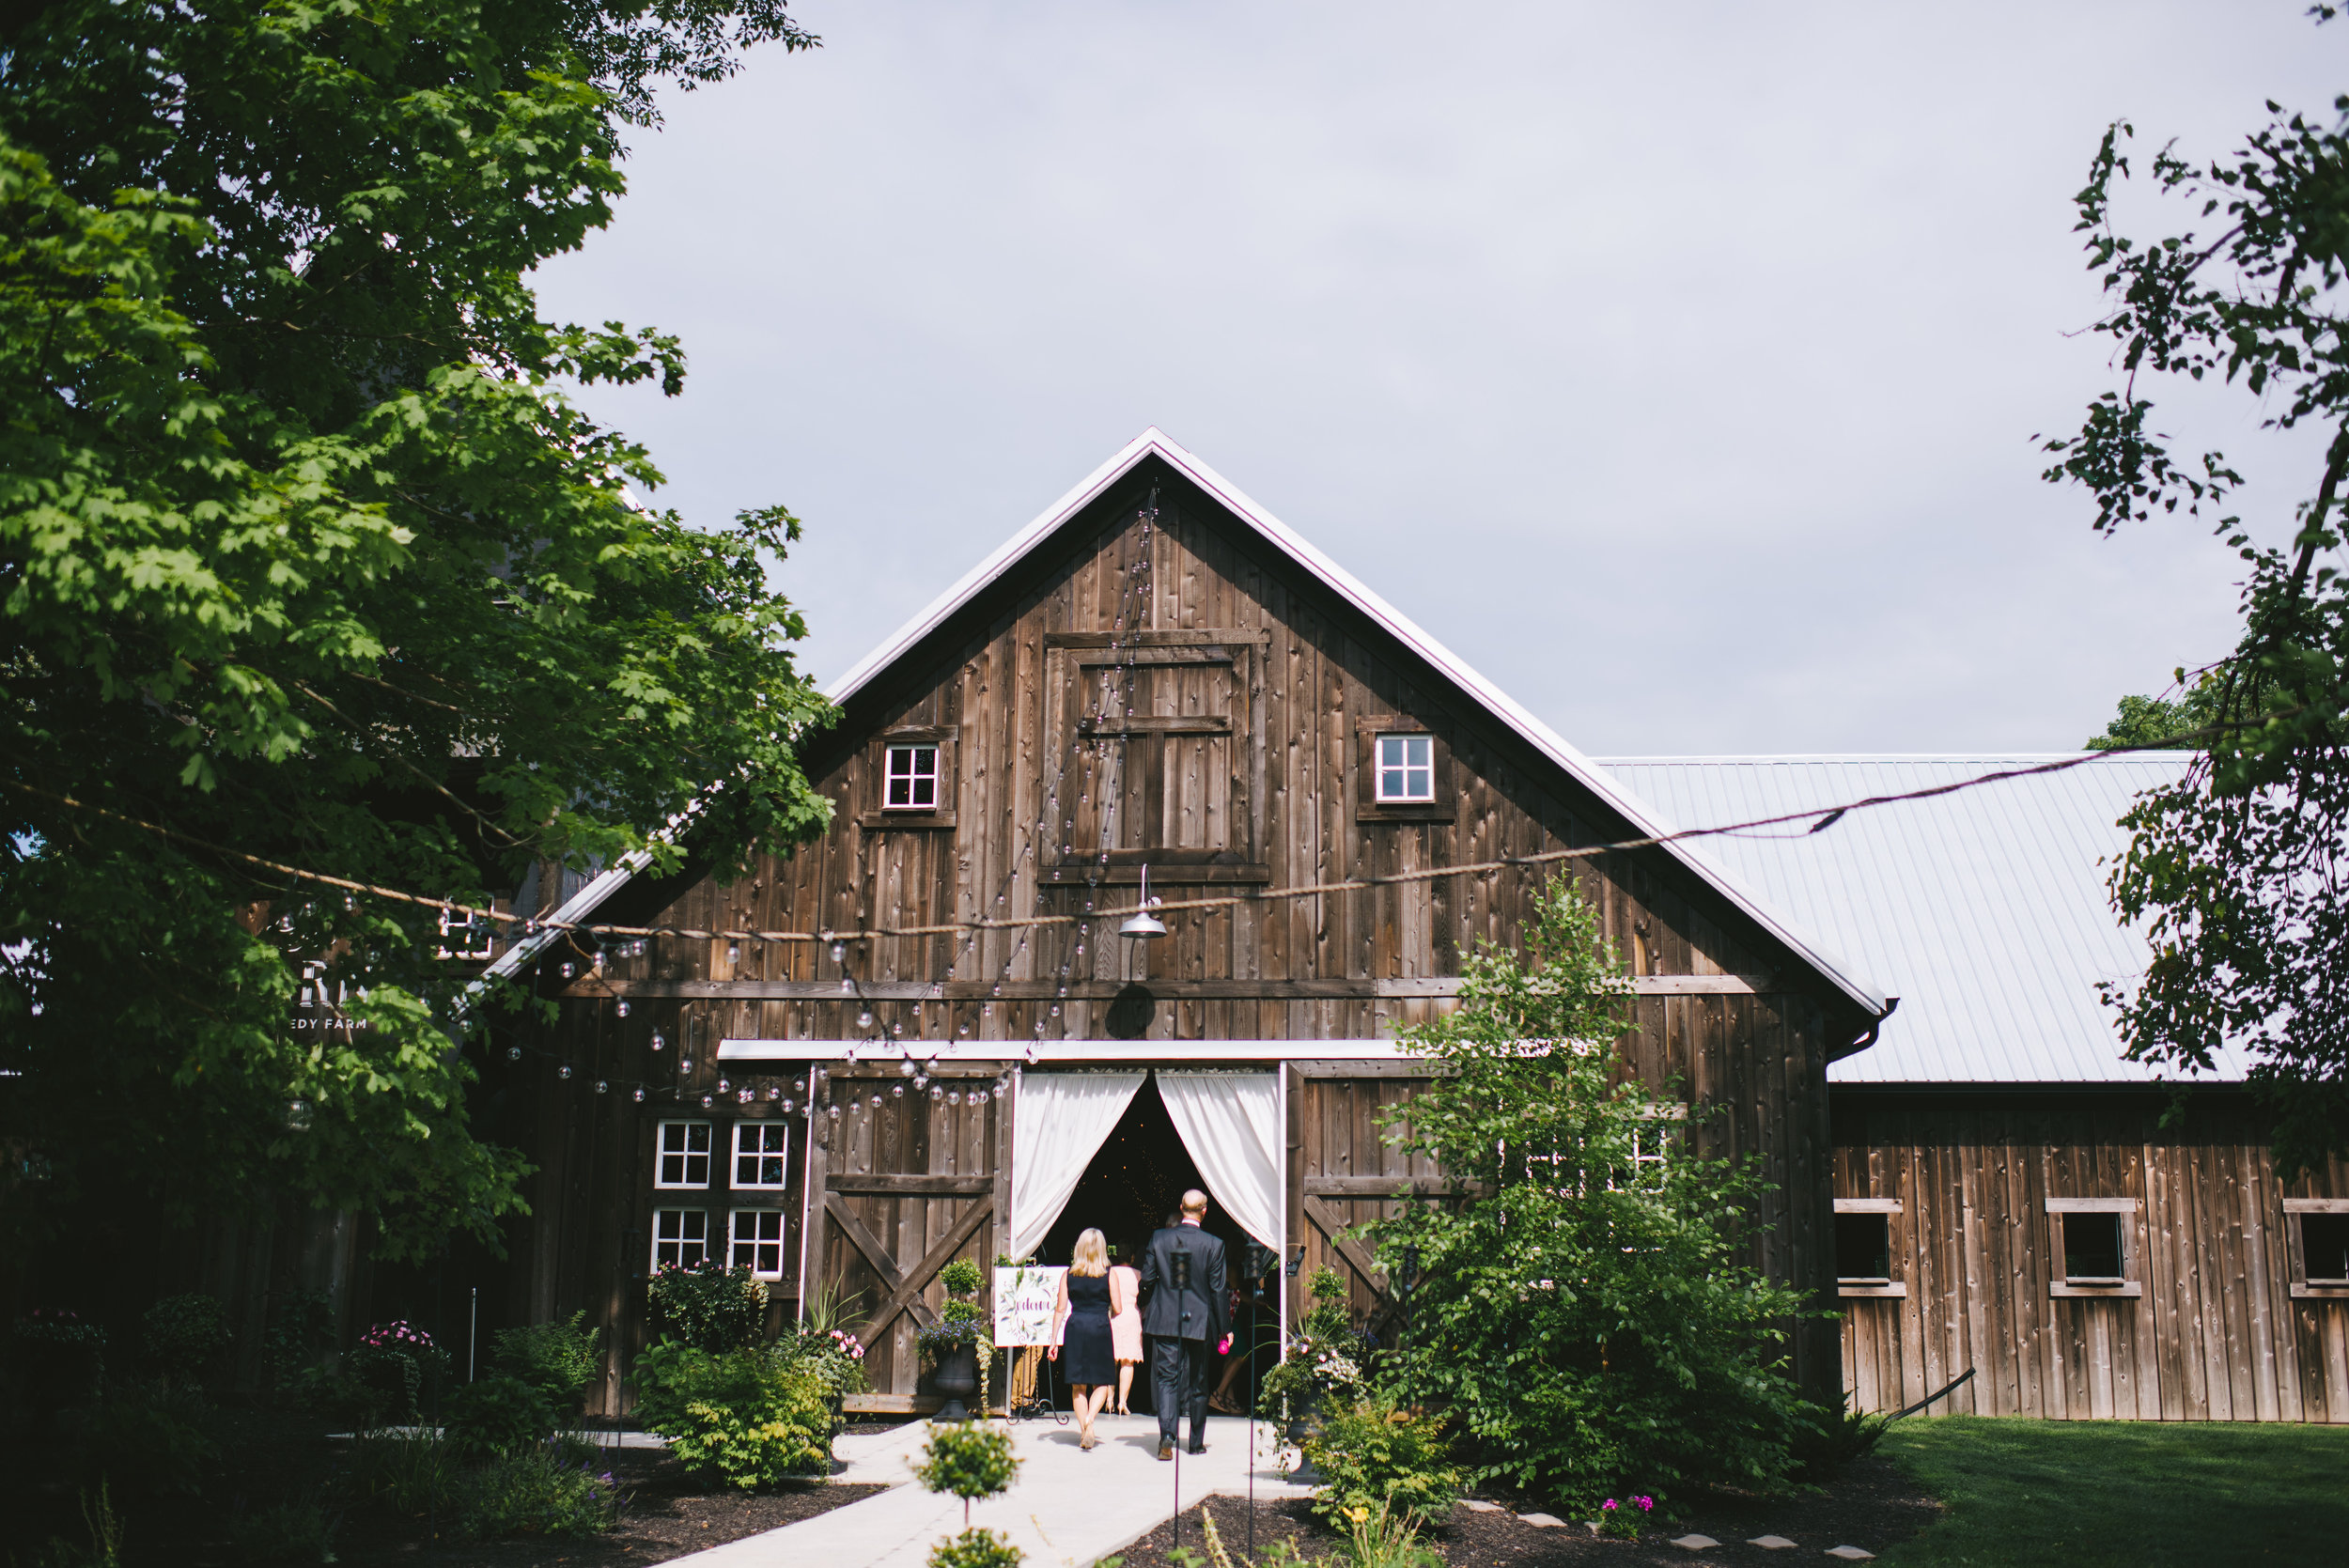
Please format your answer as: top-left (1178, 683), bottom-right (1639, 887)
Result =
top-left (992, 1265), bottom-right (1066, 1346)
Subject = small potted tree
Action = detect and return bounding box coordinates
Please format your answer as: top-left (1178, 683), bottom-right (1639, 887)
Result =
top-left (912, 1419), bottom-right (1021, 1567)
top-left (920, 1258), bottom-right (988, 1421)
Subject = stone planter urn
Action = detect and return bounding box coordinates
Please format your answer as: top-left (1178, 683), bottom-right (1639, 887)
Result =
top-left (931, 1343), bottom-right (979, 1421)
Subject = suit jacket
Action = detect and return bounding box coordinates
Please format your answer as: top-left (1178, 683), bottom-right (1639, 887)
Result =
top-left (1140, 1221), bottom-right (1228, 1342)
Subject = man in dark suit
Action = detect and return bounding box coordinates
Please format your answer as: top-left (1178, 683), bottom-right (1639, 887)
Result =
top-left (1140, 1188), bottom-right (1228, 1460)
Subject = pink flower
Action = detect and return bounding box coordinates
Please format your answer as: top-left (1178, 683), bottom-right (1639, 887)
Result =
top-left (1602, 1499), bottom-right (1618, 1511)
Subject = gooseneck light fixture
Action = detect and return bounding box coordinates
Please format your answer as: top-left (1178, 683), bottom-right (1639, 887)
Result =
top-left (1119, 863), bottom-right (1168, 939)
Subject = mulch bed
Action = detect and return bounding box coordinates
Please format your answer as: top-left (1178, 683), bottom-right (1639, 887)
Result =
top-left (1110, 1458), bottom-right (1941, 1567)
top-left (329, 1447), bottom-right (888, 1568)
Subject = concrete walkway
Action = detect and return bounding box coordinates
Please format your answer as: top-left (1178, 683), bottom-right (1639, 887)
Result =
top-left (671, 1413), bottom-right (1315, 1568)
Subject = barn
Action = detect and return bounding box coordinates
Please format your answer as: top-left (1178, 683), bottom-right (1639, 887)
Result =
top-left (476, 430), bottom-right (2346, 1423)
top-left (487, 428), bottom-right (1888, 1417)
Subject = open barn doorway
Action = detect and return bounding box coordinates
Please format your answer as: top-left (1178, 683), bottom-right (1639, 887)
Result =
top-left (1032, 1076), bottom-right (1255, 1415)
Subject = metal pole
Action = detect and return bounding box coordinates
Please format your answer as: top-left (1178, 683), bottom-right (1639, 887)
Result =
top-left (1247, 1286), bottom-right (1257, 1560)
top-left (468, 1287), bottom-right (477, 1383)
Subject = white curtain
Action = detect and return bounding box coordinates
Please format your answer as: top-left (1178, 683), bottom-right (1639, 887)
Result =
top-left (1157, 1070), bottom-right (1283, 1256)
top-left (1007, 1071), bottom-right (1147, 1262)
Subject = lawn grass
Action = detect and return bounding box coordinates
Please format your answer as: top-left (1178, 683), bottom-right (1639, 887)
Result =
top-left (1876, 1415), bottom-right (2349, 1565)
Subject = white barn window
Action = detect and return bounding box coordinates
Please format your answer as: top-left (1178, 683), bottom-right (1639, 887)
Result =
top-left (730, 1209), bottom-right (787, 1279)
top-left (733, 1122), bottom-right (791, 1188)
top-left (884, 743), bottom-right (940, 809)
top-left (1374, 734), bottom-right (1434, 803)
top-left (656, 1121), bottom-right (711, 1188)
top-left (652, 1208), bottom-right (709, 1269)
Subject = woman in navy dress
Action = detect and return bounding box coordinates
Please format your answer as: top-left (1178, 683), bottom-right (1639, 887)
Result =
top-left (1050, 1227), bottom-right (1117, 1450)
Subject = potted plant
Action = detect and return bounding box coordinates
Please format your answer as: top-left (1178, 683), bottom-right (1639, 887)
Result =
top-left (919, 1258), bottom-right (988, 1421)
top-left (1256, 1268), bottom-right (1363, 1445)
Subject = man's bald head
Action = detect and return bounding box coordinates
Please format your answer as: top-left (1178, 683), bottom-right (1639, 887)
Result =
top-left (1180, 1189), bottom-right (1208, 1218)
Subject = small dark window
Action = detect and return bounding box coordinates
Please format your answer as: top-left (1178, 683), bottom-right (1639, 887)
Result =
top-left (1835, 1214), bottom-right (1890, 1281)
top-left (2061, 1212), bottom-right (2125, 1281)
top-left (885, 744), bottom-right (940, 809)
top-left (2304, 1214), bottom-right (2349, 1284)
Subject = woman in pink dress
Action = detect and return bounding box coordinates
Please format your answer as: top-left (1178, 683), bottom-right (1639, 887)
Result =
top-left (1107, 1240), bottom-right (1143, 1416)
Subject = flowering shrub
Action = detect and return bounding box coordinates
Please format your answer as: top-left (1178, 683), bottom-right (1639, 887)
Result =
top-left (1256, 1268), bottom-right (1363, 1422)
top-left (1596, 1495), bottom-right (1655, 1541)
top-left (646, 1261), bottom-right (768, 1352)
top-left (350, 1320), bottom-right (451, 1422)
top-left (795, 1327), bottom-right (870, 1399)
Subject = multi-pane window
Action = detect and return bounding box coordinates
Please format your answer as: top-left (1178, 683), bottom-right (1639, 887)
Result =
top-left (730, 1208), bottom-right (787, 1280)
top-left (656, 1121), bottom-right (711, 1188)
top-left (884, 744), bottom-right (940, 809)
top-left (733, 1122), bottom-right (791, 1188)
top-left (652, 1208), bottom-right (708, 1269)
top-left (1374, 734), bottom-right (1435, 803)
top-left (435, 905), bottom-right (495, 960)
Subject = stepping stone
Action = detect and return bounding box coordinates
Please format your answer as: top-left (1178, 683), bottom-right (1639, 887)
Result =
top-left (1825, 1550), bottom-right (1875, 1561)
top-left (1517, 1513), bottom-right (1568, 1528)
top-left (1670, 1536), bottom-right (1720, 1551)
top-left (1459, 1500), bottom-right (1505, 1514)
top-left (1748, 1537), bottom-right (1799, 1550)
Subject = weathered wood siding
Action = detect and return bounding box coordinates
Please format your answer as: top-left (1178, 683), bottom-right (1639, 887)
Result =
top-left (1834, 1092), bottom-right (2349, 1422)
top-left (515, 456), bottom-right (1866, 1408)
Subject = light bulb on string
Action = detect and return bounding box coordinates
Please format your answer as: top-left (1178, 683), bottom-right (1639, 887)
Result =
top-left (826, 1104), bottom-right (841, 1120)
top-left (506, 1046), bottom-right (521, 1062)
top-left (857, 1009), bottom-right (872, 1030)
top-left (928, 1084), bottom-right (943, 1100)
top-left (844, 1044), bottom-right (859, 1065)
top-left (716, 1078), bottom-right (729, 1094)
top-left (892, 1084), bottom-right (905, 1098)
top-left (947, 1091), bottom-right (962, 1106)
top-left (632, 1087), bottom-right (646, 1103)
top-left (700, 1094), bottom-right (714, 1109)
top-left (595, 1079), bottom-right (609, 1094)
top-left (558, 1064), bottom-right (572, 1080)
top-left (737, 1089), bottom-right (753, 1105)
top-left (868, 1094), bottom-right (882, 1109)
top-left (766, 1085), bottom-right (781, 1102)
top-left (726, 941), bottom-right (739, 963)
top-left (971, 1089), bottom-right (988, 1105)
top-left (616, 1000), bottom-right (630, 1017)
top-left (678, 1057), bottom-right (692, 1074)
top-left (650, 1032), bottom-right (665, 1052)
top-left (830, 938), bottom-right (847, 965)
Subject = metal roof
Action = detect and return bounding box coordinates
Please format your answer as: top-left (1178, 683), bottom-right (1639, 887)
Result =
top-left (828, 428), bottom-right (1890, 1018)
top-left (1597, 755), bottom-right (2244, 1085)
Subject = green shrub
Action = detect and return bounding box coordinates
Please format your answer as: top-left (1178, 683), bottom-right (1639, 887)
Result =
top-left (1790, 1394), bottom-right (1889, 1482)
top-left (1334, 1500), bottom-right (1442, 1568)
top-left (64, 1384), bottom-right (218, 1499)
top-left (346, 1428), bottom-right (461, 1514)
top-left (628, 1341), bottom-right (831, 1490)
top-left (225, 1496), bottom-right (340, 1565)
top-left (451, 1447), bottom-right (627, 1538)
top-left (444, 1374), bottom-right (556, 1461)
top-left (264, 1290), bottom-right (334, 1400)
top-left (1375, 876), bottom-right (1821, 1511)
top-left (139, 1294), bottom-right (232, 1391)
top-left (1258, 1268), bottom-right (1366, 1421)
top-left (492, 1312), bottom-right (601, 1407)
top-left (646, 1260), bottom-right (768, 1352)
top-left (938, 1258), bottom-right (985, 1296)
top-left (1300, 1397), bottom-right (1462, 1530)
top-left (928, 1527), bottom-right (1022, 1568)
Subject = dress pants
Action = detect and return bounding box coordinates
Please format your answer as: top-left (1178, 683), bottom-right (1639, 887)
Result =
top-left (1150, 1334), bottom-right (1212, 1449)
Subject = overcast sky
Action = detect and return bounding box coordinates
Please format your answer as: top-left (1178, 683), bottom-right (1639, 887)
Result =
top-left (532, 1), bottom-right (2341, 757)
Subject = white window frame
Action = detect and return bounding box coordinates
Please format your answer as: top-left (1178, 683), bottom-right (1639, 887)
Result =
top-left (731, 1120), bottom-right (791, 1189)
top-left (2046, 1197), bottom-right (2142, 1297)
top-left (729, 1207), bottom-right (788, 1280)
top-left (2286, 1198), bottom-right (2349, 1298)
top-left (1373, 733), bottom-right (1435, 804)
top-left (1834, 1197), bottom-right (1906, 1297)
top-left (883, 743), bottom-right (941, 810)
top-left (435, 905), bottom-right (495, 961)
top-left (655, 1120), bottom-right (712, 1189)
top-left (652, 1207), bottom-right (710, 1269)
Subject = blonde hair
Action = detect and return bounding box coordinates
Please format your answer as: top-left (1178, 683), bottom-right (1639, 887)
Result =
top-left (1070, 1228), bottom-right (1109, 1277)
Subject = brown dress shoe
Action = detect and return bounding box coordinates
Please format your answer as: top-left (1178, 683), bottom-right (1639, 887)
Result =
top-left (1157, 1442), bottom-right (1175, 1462)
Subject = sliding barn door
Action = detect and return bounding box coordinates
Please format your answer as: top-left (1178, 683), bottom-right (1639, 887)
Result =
top-left (807, 1066), bottom-right (1009, 1405)
top-left (1287, 1063), bottom-right (1448, 1344)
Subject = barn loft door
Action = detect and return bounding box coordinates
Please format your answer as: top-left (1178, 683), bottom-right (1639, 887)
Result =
top-left (1288, 1064), bottom-right (1450, 1345)
top-left (1042, 630), bottom-right (1266, 883)
top-left (807, 1068), bottom-right (1008, 1406)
